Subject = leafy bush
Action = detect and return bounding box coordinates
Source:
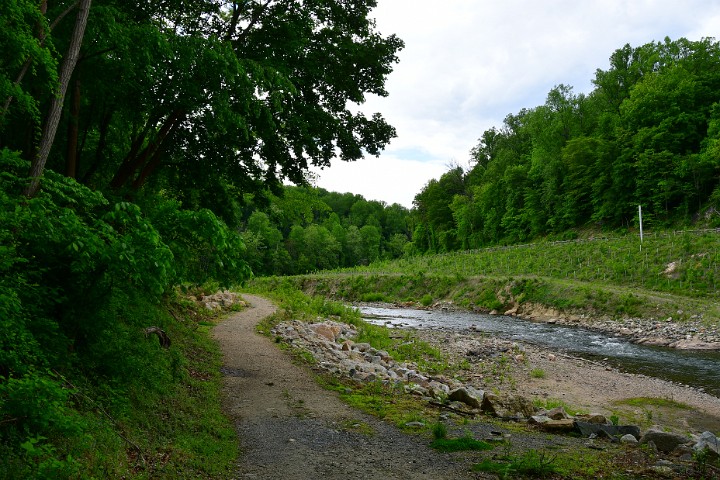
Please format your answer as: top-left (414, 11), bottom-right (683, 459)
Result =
top-left (0, 149), bottom-right (248, 476)
top-left (143, 198), bottom-right (251, 287)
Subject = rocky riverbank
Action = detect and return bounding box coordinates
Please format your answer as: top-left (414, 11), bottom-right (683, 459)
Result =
top-left (489, 300), bottom-right (720, 350)
top-left (270, 317), bottom-right (720, 472)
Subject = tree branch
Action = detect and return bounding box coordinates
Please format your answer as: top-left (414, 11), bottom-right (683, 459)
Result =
top-left (234, 0), bottom-right (274, 45)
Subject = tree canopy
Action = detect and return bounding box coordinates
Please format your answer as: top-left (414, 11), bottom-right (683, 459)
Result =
top-left (1, 0), bottom-right (403, 220)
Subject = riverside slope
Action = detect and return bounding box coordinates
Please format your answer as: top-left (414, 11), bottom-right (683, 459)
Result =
top-left (212, 294), bottom-right (476, 479)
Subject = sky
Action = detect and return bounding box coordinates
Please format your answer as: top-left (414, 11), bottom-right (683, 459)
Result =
top-left (310, 0), bottom-right (720, 208)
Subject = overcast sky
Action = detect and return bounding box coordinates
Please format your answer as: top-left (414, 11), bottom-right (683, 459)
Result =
top-left (310, 0), bottom-right (720, 208)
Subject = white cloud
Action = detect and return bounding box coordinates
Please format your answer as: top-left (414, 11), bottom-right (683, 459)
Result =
top-left (313, 0), bottom-right (720, 208)
top-left (311, 155), bottom-right (447, 208)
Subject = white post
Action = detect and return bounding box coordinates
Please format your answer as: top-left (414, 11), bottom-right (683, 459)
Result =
top-left (638, 205), bottom-right (643, 251)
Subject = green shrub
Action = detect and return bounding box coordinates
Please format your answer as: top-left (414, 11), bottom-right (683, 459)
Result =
top-left (361, 292), bottom-right (387, 302)
top-left (0, 150), bottom-right (244, 476)
top-left (431, 422), bottom-right (447, 440)
top-left (474, 450), bottom-right (559, 478)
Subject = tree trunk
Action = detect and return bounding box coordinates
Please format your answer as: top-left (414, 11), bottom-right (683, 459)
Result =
top-left (131, 112), bottom-right (184, 189)
top-left (81, 110), bottom-right (112, 185)
top-left (66, 79), bottom-right (81, 178)
top-left (25, 0), bottom-right (92, 198)
top-left (110, 109), bottom-right (184, 190)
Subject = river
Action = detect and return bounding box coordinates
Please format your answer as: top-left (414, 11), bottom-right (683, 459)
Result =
top-left (359, 305), bottom-right (720, 397)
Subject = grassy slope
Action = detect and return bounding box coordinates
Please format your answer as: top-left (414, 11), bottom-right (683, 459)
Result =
top-left (0, 295), bottom-right (239, 480)
top-left (257, 231), bottom-right (720, 326)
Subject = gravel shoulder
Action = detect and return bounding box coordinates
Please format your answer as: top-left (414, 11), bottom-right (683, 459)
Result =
top-left (212, 294), bottom-right (481, 479)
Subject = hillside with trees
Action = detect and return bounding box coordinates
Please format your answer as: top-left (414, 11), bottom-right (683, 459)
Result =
top-left (240, 187), bottom-right (412, 276)
top-left (413, 37), bottom-right (720, 253)
top-left (0, 1), bottom-right (402, 476)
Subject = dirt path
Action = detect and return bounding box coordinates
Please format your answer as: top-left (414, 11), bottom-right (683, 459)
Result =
top-left (212, 295), bottom-right (480, 479)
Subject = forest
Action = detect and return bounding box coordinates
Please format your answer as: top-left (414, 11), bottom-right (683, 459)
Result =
top-left (413, 37), bottom-right (720, 252)
top-left (238, 187), bottom-right (412, 276)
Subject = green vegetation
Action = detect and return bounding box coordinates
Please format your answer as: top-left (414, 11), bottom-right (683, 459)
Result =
top-left (530, 368), bottom-right (547, 379)
top-left (0, 152), bottom-right (246, 478)
top-left (340, 420), bottom-right (375, 436)
top-left (1, 1), bottom-right (402, 475)
top-left (5, 2), bottom-right (720, 477)
top-left (612, 397), bottom-right (696, 429)
top-left (257, 229), bottom-right (720, 324)
top-left (532, 398), bottom-right (588, 417)
top-left (614, 397), bottom-right (691, 409)
top-left (430, 435), bottom-right (494, 453)
top-left (431, 422), bottom-right (448, 440)
top-left (241, 188), bottom-right (414, 276)
top-left (342, 232), bottom-right (720, 301)
top-left (473, 450), bottom-right (559, 478)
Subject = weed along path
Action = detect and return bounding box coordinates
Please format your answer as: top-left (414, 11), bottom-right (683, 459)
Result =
top-left (213, 295), bottom-right (476, 479)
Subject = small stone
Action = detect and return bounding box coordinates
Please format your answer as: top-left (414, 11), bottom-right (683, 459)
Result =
top-left (529, 415), bottom-right (551, 426)
top-left (693, 431), bottom-right (720, 459)
top-left (545, 406), bottom-right (569, 420)
top-left (647, 465), bottom-right (673, 477)
top-left (354, 343), bottom-right (372, 352)
top-left (620, 434), bottom-right (638, 445)
top-left (404, 421), bottom-right (426, 428)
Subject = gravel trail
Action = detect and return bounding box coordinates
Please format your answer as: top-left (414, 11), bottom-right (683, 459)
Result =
top-left (213, 295), bottom-right (482, 479)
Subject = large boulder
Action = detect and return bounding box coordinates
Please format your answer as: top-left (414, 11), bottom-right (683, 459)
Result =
top-left (309, 323), bottom-right (341, 342)
top-left (481, 393), bottom-right (536, 418)
top-left (538, 419), bottom-right (576, 432)
top-left (640, 429), bottom-right (691, 453)
top-left (448, 387), bottom-right (484, 409)
top-left (575, 413), bottom-right (609, 425)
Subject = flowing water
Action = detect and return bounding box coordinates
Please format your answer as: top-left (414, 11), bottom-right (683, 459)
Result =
top-left (360, 305), bottom-right (720, 397)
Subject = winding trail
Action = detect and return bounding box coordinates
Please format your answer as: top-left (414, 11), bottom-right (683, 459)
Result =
top-left (212, 294), bottom-right (478, 479)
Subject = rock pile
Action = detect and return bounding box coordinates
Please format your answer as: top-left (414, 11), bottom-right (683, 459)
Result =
top-left (271, 320), bottom-right (464, 396)
top-left (193, 291), bottom-right (247, 311)
top-left (272, 319), bottom-right (719, 459)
